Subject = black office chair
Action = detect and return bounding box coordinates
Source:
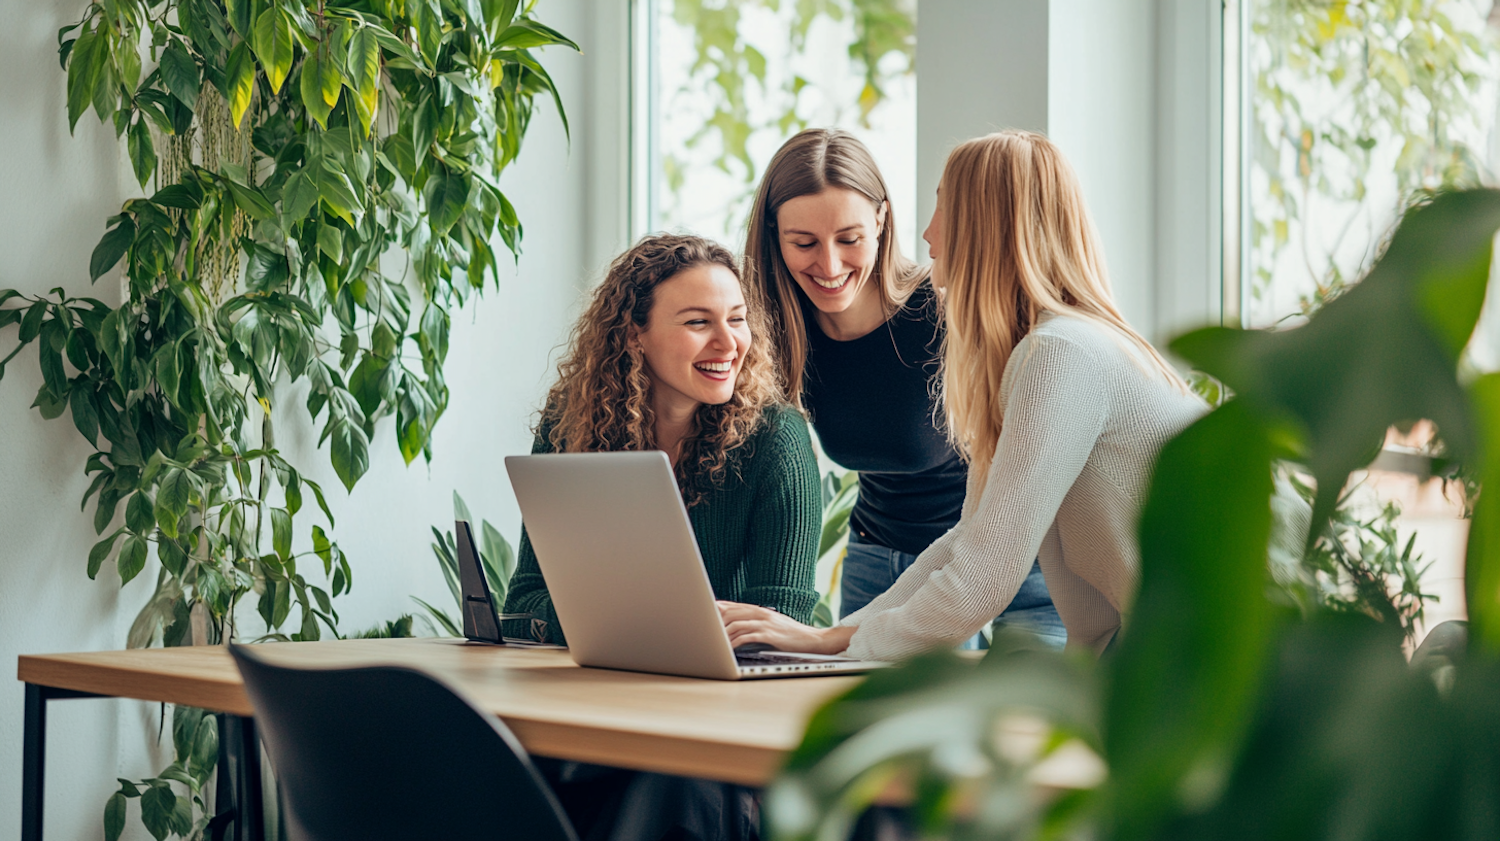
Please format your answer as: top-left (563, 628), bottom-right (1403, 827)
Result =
top-left (229, 644), bottom-right (578, 841)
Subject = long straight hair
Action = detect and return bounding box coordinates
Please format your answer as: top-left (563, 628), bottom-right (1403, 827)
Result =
top-left (742, 128), bottom-right (928, 402)
top-left (938, 130), bottom-right (1188, 487)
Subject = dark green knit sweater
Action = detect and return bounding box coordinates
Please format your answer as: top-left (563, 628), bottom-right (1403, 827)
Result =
top-left (501, 404), bottom-right (822, 646)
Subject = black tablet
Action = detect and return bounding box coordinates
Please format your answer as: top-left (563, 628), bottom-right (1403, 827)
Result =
top-left (455, 520), bottom-right (504, 645)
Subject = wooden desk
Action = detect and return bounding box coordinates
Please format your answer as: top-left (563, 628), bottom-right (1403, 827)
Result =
top-left (18, 638), bottom-right (860, 841)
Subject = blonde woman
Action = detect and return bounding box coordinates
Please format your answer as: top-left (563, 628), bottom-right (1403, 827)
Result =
top-left (718, 130), bottom-right (1205, 659)
top-left (741, 128), bottom-right (1062, 648)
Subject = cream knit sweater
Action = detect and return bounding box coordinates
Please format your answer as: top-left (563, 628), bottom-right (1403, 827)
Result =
top-left (840, 313), bottom-right (1206, 659)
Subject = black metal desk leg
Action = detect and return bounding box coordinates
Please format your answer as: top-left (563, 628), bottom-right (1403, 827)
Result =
top-left (21, 683), bottom-right (45, 841)
top-left (216, 714), bottom-right (265, 841)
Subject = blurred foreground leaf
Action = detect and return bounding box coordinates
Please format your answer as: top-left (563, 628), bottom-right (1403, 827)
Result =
top-left (1174, 189), bottom-right (1500, 534)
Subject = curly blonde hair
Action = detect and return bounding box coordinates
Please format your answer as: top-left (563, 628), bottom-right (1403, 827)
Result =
top-left (540, 234), bottom-right (785, 504)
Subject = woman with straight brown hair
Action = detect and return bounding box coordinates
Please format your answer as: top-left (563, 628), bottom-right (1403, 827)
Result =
top-left (734, 128), bottom-right (1063, 648)
top-left (719, 130), bottom-right (1205, 659)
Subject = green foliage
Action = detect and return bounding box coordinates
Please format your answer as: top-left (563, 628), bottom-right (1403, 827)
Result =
top-left (6, 2), bottom-right (575, 838)
top-left (1249, 0), bottom-right (1495, 312)
top-left (354, 613), bottom-right (417, 639)
top-left (767, 189), bottom-right (1500, 841)
top-left (769, 642), bottom-right (1098, 841)
top-left (1, 0), bottom-right (573, 646)
top-left (662, 0), bottom-right (913, 231)
top-left (1274, 473), bottom-right (1433, 641)
top-left (104, 706), bottom-right (220, 841)
top-left (811, 469), bottom-right (859, 628)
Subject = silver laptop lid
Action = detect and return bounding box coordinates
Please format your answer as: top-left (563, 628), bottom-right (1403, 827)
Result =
top-left (503, 452), bottom-right (742, 680)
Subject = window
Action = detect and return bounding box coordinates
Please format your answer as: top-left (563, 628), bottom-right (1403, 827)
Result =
top-left (1229, 0), bottom-right (1500, 636)
top-left (1239, 0), bottom-right (1500, 329)
top-left (639, 0), bottom-right (918, 255)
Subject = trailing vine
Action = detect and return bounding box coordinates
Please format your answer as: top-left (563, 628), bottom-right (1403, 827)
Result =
top-left (0, 1), bottom-right (575, 836)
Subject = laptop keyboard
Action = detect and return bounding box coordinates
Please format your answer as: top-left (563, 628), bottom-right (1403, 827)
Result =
top-left (735, 651), bottom-right (838, 666)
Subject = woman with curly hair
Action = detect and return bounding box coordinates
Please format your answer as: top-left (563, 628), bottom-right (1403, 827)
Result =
top-left (503, 232), bottom-right (821, 648)
top-left (501, 234), bottom-right (821, 841)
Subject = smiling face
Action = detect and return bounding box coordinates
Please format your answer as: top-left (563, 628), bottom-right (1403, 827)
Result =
top-left (776, 187), bottom-right (887, 318)
top-left (633, 263), bottom-right (752, 417)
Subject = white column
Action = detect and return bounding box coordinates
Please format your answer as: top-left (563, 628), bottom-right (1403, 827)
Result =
top-left (915, 0), bottom-right (1050, 247)
top-left (915, 0), bottom-right (1225, 344)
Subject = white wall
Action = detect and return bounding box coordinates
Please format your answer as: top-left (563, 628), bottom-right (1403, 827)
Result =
top-left (0, 1), bottom-right (611, 837)
top-left (916, 0), bottom-right (1225, 344)
top-left (1154, 0), bottom-right (1225, 342)
top-left (1049, 0), bottom-right (1158, 335)
top-left (915, 0), bottom-right (1050, 246)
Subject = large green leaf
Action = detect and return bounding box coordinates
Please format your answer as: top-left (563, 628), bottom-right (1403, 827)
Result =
top-left (512, 49), bottom-right (571, 140)
top-left (221, 172), bottom-right (276, 220)
top-left (347, 26), bottom-right (381, 136)
top-left (117, 535), bottom-right (148, 586)
top-left (271, 507), bottom-right (292, 560)
top-left (1466, 373), bottom-right (1500, 654)
top-left (299, 52), bottom-right (334, 130)
top-left (139, 782), bottom-right (175, 841)
top-left (127, 118), bottom-right (156, 189)
top-left (1173, 189), bottom-right (1500, 534)
top-left (225, 40), bottom-right (256, 127)
top-left (154, 468), bottom-right (191, 539)
top-left (281, 169), bottom-right (319, 222)
top-left (103, 792), bottom-right (127, 841)
top-left (1151, 616), bottom-right (1459, 841)
top-left (314, 158), bottom-right (363, 225)
top-left (160, 39), bottom-right (201, 109)
top-left (493, 20), bottom-right (580, 51)
top-left (157, 535), bottom-right (187, 577)
top-left (126, 490), bottom-right (156, 534)
top-left (88, 529), bottom-right (125, 579)
top-left (66, 28), bottom-right (102, 131)
top-left (329, 417), bottom-right (369, 491)
top-left (1104, 400), bottom-right (1281, 840)
top-left (69, 383), bottom-right (99, 444)
top-left (226, 0), bottom-right (253, 38)
top-left (484, 0), bottom-right (523, 35)
top-left (89, 218), bottom-right (136, 282)
top-left (252, 7), bottom-right (295, 94)
top-left (424, 165), bottom-right (469, 235)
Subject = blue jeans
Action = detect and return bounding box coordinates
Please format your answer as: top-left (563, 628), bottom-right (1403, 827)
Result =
top-left (840, 533), bottom-right (1067, 651)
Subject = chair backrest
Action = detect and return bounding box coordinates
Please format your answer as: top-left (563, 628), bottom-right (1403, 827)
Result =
top-left (230, 644), bottom-right (577, 841)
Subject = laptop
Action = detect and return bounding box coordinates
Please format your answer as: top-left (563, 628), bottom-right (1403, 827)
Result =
top-left (503, 451), bottom-right (885, 680)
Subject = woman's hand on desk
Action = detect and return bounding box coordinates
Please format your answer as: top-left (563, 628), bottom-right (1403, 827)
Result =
top-left (716, 601), bottom-right (858, 655)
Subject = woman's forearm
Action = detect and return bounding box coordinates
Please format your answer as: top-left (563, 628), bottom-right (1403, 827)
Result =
top-left (818, 624), bottom-right (858, 655)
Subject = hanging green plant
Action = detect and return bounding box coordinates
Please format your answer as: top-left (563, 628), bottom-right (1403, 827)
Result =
top-left (0, 0), bottom-right (576, 645)
top-left (4, 1), bottom-right (576, 837)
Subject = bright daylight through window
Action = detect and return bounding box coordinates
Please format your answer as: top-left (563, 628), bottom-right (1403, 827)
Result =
top-left (1242, 0), bottom-right (1500, 638)
top-left (643, 0), bottom-right (917, 255)
top-left (1245, 0), bottom-right (1500, 330)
